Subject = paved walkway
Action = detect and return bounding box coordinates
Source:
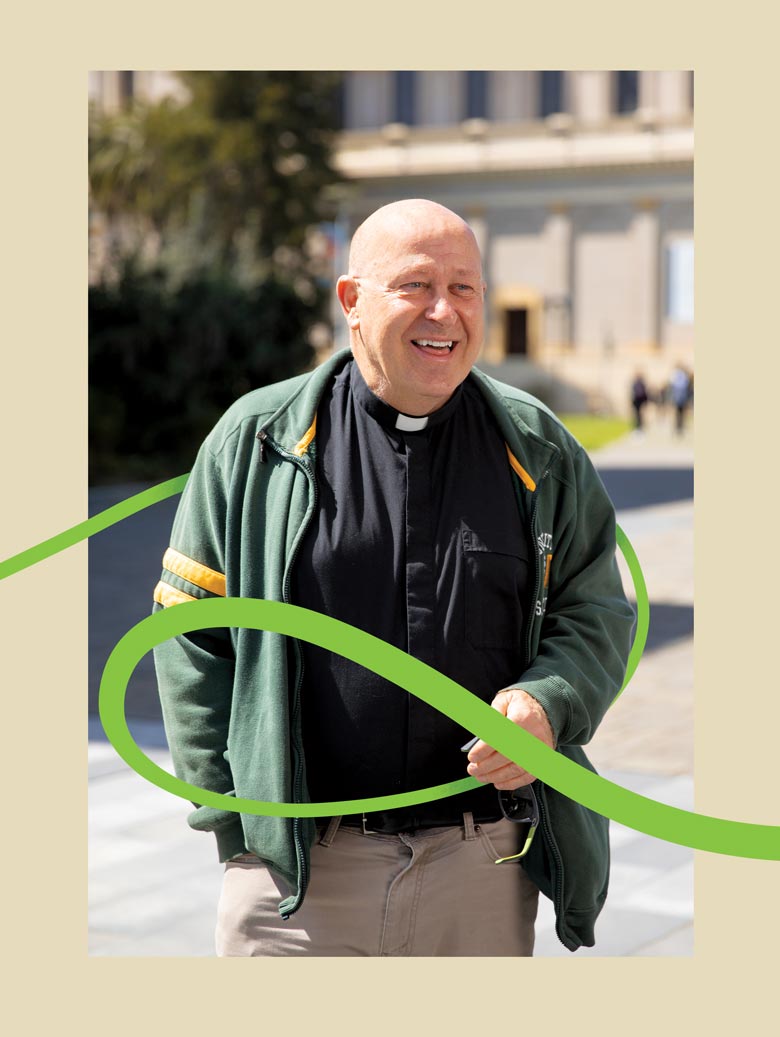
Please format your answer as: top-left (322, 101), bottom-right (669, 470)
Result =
top-left (89, 414), bottom-right (694, 956)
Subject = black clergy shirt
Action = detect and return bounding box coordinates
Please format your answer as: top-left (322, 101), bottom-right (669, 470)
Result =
top-left (291, 359), bottom-right (534, 824)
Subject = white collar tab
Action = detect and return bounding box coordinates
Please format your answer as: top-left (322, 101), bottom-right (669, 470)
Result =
top-left (395, 413), bottom-right (429, 431)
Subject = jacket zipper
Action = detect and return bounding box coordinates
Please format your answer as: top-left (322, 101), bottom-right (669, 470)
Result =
top-left (523, 462), bottom-right (567, 947)
top-left (538, 783), bottom-right (566, 945)
top-left (256, 426), bottom-right (318, 919)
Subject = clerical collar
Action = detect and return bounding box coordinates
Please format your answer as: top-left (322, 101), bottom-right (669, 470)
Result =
top-left (395, 412), bottom-right (429, 431)
top-left (348, 359), bottom-right (464, 432)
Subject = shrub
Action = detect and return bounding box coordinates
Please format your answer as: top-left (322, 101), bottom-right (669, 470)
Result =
top-left (89, 260), bottom-right (316, 482)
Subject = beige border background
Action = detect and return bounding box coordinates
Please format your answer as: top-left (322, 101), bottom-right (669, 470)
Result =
top-left (3, 2), bottom-right (778, 1032)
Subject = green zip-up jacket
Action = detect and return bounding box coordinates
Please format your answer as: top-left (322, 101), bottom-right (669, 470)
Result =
top-left (153, 348), bottom-right (634, 952)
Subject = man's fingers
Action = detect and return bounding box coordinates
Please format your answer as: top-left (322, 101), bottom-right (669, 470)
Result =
top-left (465, 739), bottom-right (494, 764)
top-left (492, 772), bottom-right (537, 791)
top-left (467, 754), bottom-right (533, 786)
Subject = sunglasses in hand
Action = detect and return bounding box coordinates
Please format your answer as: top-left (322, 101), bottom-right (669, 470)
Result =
top-left (461, 734), bottom-right (540, 864)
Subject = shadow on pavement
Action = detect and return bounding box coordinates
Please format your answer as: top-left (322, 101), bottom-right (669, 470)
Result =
top-left (643, 602), bottom-right (693, 654)
top-left (599, 468), bottom-right (693, 511)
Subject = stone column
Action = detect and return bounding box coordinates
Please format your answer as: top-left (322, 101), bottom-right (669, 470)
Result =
top-left (657, 70), bottom-right (693, 119)
top-left (100, 71), bottom-right (122, 113)
top-left (490, 71), bottom-right (537, 121)
top-left (639, 70), bottom-right (659, 110)
top-left (544, 205), bottom-right (572, 348)
top-left (345, 72), bottom-right (393, 130)
top-left (633, 200), bottom-right (661, 348)
top-left (570, 71), bottom-right (611, 124)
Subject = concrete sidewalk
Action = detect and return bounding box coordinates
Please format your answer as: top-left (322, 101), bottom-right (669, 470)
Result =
top-left (88, 416), bottom-right (694, 957)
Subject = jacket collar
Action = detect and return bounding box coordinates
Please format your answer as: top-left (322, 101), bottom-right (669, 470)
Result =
top-left (265, 348), bottom-right (560, 489)
top-left (467, 365), bottom-right (561, 490)
top-left (261, 348), bottom-right (353, 454)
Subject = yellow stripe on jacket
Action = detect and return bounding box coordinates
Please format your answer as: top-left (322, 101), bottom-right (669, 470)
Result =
top-left (505, 444), bottom-right (537, 493)
top-left (153, 581), bottom-right (198, 608)
top-left (162, 548), bottom-right (226, 596)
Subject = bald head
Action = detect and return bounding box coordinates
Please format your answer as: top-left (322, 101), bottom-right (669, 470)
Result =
top-left (336, 197), bottom-right (486, 416)
top-left (348, 199), bottom-right (482, 278)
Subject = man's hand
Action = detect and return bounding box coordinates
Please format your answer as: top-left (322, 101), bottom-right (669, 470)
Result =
top-left (466, 689), bottom-right (555, 790)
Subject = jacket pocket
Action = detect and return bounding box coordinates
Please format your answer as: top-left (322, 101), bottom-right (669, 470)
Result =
top-left (462, 528), bottom-right (530, 649)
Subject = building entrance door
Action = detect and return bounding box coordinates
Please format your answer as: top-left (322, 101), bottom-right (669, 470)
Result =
top-left (505, 308), bottom-right (528, 355)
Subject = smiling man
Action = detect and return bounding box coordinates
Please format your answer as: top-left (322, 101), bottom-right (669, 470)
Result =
top-left (339, 200), bottom-right (486, 415)
top-left (153, 199), bottom-right (634, 956)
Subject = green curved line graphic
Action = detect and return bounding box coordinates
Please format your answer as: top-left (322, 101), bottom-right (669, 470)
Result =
top-left (13, 473), bottom-right (772, 860)
top-left (0, 475), bottom-right (189, 583)
top-left (0, 475), bottom-right (647, 696)
top-left (99, 598), bottom-right (780, 859)
top-left (614, 525), bottom-right (648, 699)
top-left (0, 470), bottom-right (647, 701)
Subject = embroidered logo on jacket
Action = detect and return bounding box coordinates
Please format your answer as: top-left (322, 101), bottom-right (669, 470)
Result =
top-left (537, 532), bottom-right (553, 554)
top-left (536, 531), bottom-right (553, 616)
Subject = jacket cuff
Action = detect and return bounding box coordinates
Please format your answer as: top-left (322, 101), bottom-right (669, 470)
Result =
top-left (187, 804), bottom-right (247, 862)
top-left (508, 674), bottom-right (573, 747)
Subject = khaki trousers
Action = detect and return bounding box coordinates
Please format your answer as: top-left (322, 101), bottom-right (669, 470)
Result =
top-left (215, 813), bottom-right (539, 956)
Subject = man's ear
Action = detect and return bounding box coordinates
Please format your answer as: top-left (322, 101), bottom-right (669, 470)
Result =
top-left (336, 275), bottom-right (360, 329)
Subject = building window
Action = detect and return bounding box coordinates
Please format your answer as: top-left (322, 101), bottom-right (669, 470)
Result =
top-left (394, 71), bottom-right (416, 125)
top-left (615, 70), bottom-right (639, 114)
top-left (466, 71), bottom-right (488, 119)
top-left (665, 239), bottom-right (694, 324)
top-left (539, 71), bottom-right (564, 117)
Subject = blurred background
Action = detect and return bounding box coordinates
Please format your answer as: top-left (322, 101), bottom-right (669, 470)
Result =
top-left (88, 70), bottom-right (694, 956)
top-left (88, 70), bottom-right (693, 483)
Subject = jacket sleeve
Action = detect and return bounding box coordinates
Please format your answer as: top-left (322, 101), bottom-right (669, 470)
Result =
top-left (514, 444), bottom-right (636, 748)
top-left (152, 442), bottom-right (246, 861)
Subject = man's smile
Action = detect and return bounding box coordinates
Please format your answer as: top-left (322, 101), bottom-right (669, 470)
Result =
top-left (411, 338), bottom-right (457, 356)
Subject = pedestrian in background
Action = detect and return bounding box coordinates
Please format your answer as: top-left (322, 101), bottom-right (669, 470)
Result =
top-left (669, 364), bottom-right (692, 435)
top-left (630, 372), bottom-right (650, 431)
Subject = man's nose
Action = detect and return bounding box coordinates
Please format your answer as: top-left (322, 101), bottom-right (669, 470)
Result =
top-left (425, 292), bottom-right (457, 323)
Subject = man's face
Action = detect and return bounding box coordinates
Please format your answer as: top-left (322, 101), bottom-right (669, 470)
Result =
top-left (340, 215), bottom-right (486, 415)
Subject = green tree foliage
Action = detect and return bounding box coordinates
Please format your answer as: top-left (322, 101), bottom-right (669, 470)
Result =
top-left (89, 260), bottom-right (317, 482)
top-left (89, 72), bottom-right (343, 481)
top-left (89, 71), bottom-right (343, 281)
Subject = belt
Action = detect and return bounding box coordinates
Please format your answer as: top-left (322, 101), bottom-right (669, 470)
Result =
top-left (319, 810), bottom-right (505, 836)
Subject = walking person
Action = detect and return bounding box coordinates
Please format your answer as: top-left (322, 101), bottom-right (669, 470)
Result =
top-left (669, 364), bottom-right (692, 435)
top-left (630, 372), bottom-right (650, 431)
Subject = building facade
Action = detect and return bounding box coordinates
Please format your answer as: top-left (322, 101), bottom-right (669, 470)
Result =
top-left (334, 71), bottom-right (694, 414)
top-left (89, 70), bottom-right (694, 414)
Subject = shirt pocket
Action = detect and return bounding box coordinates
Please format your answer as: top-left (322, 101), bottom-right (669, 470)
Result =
top-left (462, 528), bottom-right (530, 649)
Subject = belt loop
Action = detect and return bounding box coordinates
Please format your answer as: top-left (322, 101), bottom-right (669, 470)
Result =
top-left (463, 811), bottom-right (477, 841)
top-left (318, 816), bottom-right (343, 846)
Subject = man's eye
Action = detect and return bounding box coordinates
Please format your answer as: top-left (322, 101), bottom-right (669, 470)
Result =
top-left (402, 281), bottom-right (427, 290)
top-left (453, 284), bottom-right (476, 295)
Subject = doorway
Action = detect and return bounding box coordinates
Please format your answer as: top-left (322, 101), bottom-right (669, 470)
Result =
top-left (505, 308), bottom-right (528, 355)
